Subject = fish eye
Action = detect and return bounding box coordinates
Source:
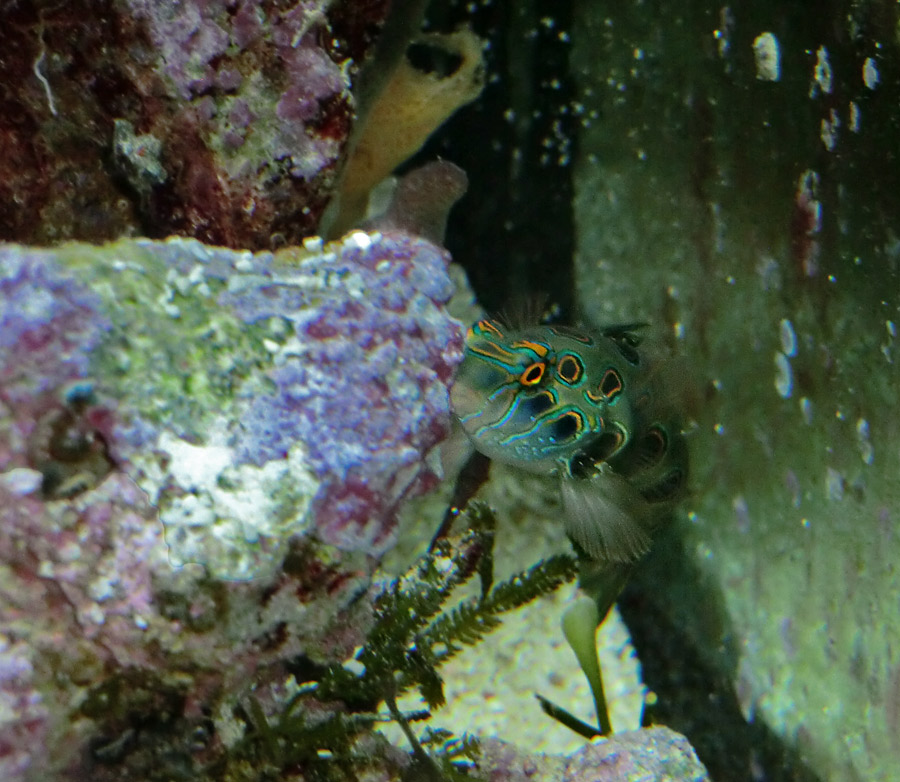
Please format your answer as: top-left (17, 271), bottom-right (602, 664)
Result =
top-left (520, 362), bottom-right (545, 386)
top-left (556, 354), bottom-right (583, 385)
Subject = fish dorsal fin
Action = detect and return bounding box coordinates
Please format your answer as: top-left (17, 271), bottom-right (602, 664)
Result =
top-left (560, 467), bottom-right (655, 563)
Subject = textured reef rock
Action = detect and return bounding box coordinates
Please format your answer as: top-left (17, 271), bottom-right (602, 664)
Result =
top-left (571, 1), bottom-right (900, 778)
top-left (0, 0), bottom-right (388, 247)
top-left (0, 231), bottom-right (463, 779)
top-left (0, 0), bottom-right (486, 250)
top-left (561, 727), bottom-right (709, 781)
top-left (1, 233), bottom-right (463, 574)
top-left (476, 727), bottom-right (709, 781)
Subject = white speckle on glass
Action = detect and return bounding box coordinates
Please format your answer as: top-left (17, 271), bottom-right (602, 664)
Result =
top-left (753, 32), bottom-right (780, 81)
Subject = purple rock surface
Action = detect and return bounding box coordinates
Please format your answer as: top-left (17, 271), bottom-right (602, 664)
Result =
top-left (476, 728), bottom-right (709, 781)
top-left (0, 227), bottom-right (464, 778)
top-left (0, 0), bottom-right (388, 246)
top-left (225, 230), bottom-right (461, 552)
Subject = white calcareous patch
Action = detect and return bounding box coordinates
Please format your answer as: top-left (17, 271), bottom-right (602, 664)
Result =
top-left (344, 230), bottom-right (374, 251)
top-left (301, 235), bottom-right (324, 253)
top-left (0, 467), bottom-right (43, 495)
top-left (136, 430), bottom-right (320, 580)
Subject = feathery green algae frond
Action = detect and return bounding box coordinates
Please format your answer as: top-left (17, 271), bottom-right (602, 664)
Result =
top-left (416, 553), bottom-right (579, 666)
top-left (203, 503), bottom-right (577, 781)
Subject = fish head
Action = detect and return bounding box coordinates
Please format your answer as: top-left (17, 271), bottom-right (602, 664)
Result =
top-left (451, 319), bottom-right (614, 471)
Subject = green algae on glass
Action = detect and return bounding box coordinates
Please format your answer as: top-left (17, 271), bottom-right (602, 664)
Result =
top-left (571, 0), bottom-right (900, 778)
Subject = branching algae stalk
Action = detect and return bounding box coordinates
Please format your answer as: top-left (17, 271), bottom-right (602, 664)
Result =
top-left (215, 504), bottom-right (577, 781)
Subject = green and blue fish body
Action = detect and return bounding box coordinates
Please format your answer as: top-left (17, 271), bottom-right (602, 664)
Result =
top-left (450, 318), bottom-right (688, 564)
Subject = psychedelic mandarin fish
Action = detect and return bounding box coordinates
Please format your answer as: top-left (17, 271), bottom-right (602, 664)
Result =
top-left (450, 318), bottom-right (688, 564)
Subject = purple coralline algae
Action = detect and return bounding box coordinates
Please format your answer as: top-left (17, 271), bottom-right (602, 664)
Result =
top-left (474, 728), bottom-right (709, 781)
top-left (0, 0), bottom-right (388, 246)
top-left (0, 252), bottom-right (109, 403)
top-left (0, 634), bottom-right (48, 781)
top-left (225, 231), bottom-right (460, 552)
top-left (0, 472), bottom-right (165, 780)
top-left (0, 229), bottom-right (463, 778)
top-left (1, 230), bottom-right (463, 576)
top-left (0, 464), bottom-right (374, 779)
top-left (561, 727), bottom-right (709, 781)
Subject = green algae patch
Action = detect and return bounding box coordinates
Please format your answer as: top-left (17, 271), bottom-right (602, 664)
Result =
top-left (53, 237), bottom-right (269, 438)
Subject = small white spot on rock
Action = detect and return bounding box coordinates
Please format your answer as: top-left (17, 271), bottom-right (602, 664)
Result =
top-left (234, 255), bottom-right (254, 272)
top-left (0, 468), bottom-right (43, 495)
top-left (345, 230), bottom-right (373, 250)
top-left (302, 235), bottom-right (324, 253)
top-left (89, 574), bottom-right (117, 602)
top-left (85, 603), bottom-right (106, 625)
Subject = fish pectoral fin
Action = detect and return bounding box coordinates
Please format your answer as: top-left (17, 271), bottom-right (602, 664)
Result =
top-left (560, 469), bottom-right (654, 563)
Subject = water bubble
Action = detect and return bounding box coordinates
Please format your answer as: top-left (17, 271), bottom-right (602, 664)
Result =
top-left (753, 32), bottom-right (780, 81)
top-left (780, 319), bottom-right (797, 357)
top-left (856, 418), bottom-right (874, 465)
top-left (863, 57), bottom-right (879, 89)
top-left (774, 352), bottom-right (793, 398)
top-left (826, 467), bottom-right (844, 501)
top-left (814, 46), bottom-right (833, 94)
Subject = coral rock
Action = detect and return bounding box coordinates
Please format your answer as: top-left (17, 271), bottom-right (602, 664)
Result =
top-left (0, 228), bottom-right (463, 778)
top-left (0, 0), bottom-right (388, 247)
top-left (1, 232), bottom-right (463, 578)
top-left (475, 727), bottom-right (709, 782)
